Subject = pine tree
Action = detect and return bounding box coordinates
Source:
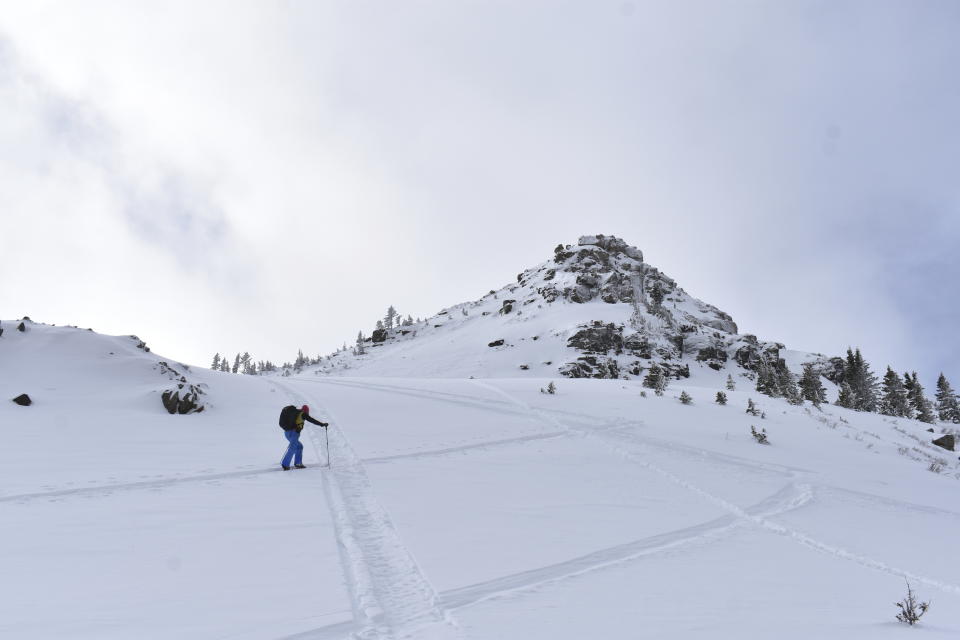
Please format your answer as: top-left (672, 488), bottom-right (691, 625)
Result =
top-left (905, 372), bottom-right (935, 423)
top-left (241, 352), bottom-right (253, 375)
top-left (715, 391), bottom-right (727, 405)
top-left (799, 364), bottom-right (827, 406)
top-left (679, 390), bottom-right (693, 405)
top-left (844, 348), bottom-right (878, 412)
top-left (649, 282), bottom-right (665, 307)
top-left (642, 364), bottom-right (667, 396)
top-left (836, 381), bottom-right (856, 409)
top-left (745, 398), bottom-right (760, 416)
top-left (220, 359), bottom-right (230, 373)
top-left (232, 353), bottom-right (241, 374)
top-left (777, 365), bottom-right (803, 405)
top-left (755, 360), bottom-right (779, 398)
top-left (935, 373), bottom-right (960, 423)
top-left (726, 374), bottom-right (736, 391)
top-left (384, 305), bottom-right (397, 330)
top-left (211, 353), bottom-right (221, 370)
top-left (356, 331), bottom-right (366, 355)
top-left (879, 367), bottom-right (910, 417)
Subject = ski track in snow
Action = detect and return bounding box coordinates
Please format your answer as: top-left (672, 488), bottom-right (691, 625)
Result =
top-left (470, 380), bottom-right (960, 599)
top-left (274, 381), bottom-right (462, 640)
top-left (0, 432), bottom-right (565, 505)
top-left (282, 479), bottom-right (814, 640)
top-left (0, 466), bottom-right (307, 504)
top-left (314, 378), bottom-right (960, 519)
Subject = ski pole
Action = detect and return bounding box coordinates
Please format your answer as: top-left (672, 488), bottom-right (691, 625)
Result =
top-left (324, 425), bottom-right (330, 468)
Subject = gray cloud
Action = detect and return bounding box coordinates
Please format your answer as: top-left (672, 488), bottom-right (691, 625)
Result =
top-left (0, 2), bottom-right (957, 387)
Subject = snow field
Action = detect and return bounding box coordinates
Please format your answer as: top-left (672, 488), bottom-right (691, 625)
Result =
top-left (2, 323), bottom-right (958, 639)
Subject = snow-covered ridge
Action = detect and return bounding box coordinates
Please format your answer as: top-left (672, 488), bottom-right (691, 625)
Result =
top-left (0, 316), bottom-right (207, 414)
top-left (309, 234), bottom-right (835, 387)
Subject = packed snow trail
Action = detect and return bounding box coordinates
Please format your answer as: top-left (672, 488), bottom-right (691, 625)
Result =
top-left (283, 478), bottom-right (814, 640)
top-left (0, 430), bottom-right (564, 505)
top-left (472, 380), bottom-right (960, 598)
top-left (274, 381), bottom-right (462, 640)
top-left (0, 466), bottom-right (310, 504)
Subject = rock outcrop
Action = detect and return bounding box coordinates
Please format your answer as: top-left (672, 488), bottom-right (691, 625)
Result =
top-left (157, 361), bottom-right (206, 415)
top-left (932, 434), bottom-right (955, 452)
top-left (12, 394), bottom-right (32, 406)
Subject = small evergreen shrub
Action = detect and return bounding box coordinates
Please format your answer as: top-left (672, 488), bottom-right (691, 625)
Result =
top-left (679, 391), bottom-right (693, 405)
top-left (895, 582), bottom-right (929, 626)
top-left (750, 426), bottom-right (769, 444)
top-left (716, 391), bottom-right (727, 405)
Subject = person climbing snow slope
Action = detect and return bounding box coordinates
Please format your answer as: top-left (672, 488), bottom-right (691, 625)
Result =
top-left (278, 404), bottom-right (328, 470)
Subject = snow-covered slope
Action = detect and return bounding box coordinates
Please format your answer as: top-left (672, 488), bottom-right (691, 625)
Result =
top-left (2, 253), bottom-right (958, 640)
top-left (310, 235), bottom-right (837, 391)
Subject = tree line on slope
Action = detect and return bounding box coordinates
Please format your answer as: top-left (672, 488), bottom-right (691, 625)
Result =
top-left (642, 345), bottom-right (960, 424)
top-left (208, 306), bottom-right (423, 374)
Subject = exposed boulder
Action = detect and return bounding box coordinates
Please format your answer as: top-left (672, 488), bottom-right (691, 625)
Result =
top-left (157, 361), bottom-right (205, 414)
top-left (17, 322), bottom-right (26, 332)
top-left (371, 328), bottom-right (388, 343)
top-left (499, 299), bottom-right (516, 315)
top-left (161, 387), bottom-right (204, 415)
top-left (488, 339), bottom-right (505, 347)
top-left (623, 333), bottom-right (653, 358)
top-left (567, 322), bottom-right (623, 354)
top-left (12, 394), bottom-right (32, 406)
top-left (559, 356), bottom-right (620, 379)
top-left (538, 285), bottom-right (561, 303)
top-left (932, 434), bottom-right (955, 451)
top-left (696, 344), bottom-right (728, 371)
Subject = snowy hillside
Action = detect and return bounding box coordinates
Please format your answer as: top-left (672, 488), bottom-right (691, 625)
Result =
top-left (2, 313), bottom-right (959, 639)
top-left (311, 235), bottom-right (837, 391)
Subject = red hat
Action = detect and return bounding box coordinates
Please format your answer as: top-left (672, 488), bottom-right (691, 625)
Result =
top-left (301, 405), bottom-right (309, 413)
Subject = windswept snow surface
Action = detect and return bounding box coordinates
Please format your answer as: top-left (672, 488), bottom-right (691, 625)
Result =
top-left (1, 322), bottom-right (959, 638)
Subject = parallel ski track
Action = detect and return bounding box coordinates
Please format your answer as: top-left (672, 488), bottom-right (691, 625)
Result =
top-left (281, 481), bottom-right (813, 640)
top-left (471, 380), bottom-right (960, 598)
top-left (274, 380), bottom-right (461, 640)
top-left (0, 431), bottom-right (565, 505)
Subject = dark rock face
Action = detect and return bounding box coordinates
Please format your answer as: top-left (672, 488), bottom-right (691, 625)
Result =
top-left (12, 394), bottom-right (32, 406)
top-left (371, 328), bottom-right (388, 343)
top-left (623, 333), bottom-right (653, 358)
top-left (161, 388), bottom-right (204, 415)
top-left (545, 235), bottom-right (644, 306)
top-left (488, 339), bottom-right (505, 347)
top-left (17, 322), bottom-right (26, 332)
top-left (696, 345), bottom-right (728, 371)
top-left (932, 434), bottom-right (956, 451)
top-left (157, 361), bottom-right (205, 414)
top-left (560, 356), bottom-right (620, 379)
top-left (733, 338), bottom-right (782, 373)
top-left (567, 322), bottom-right (623, 354)
top-left (499, 300), bottom-right (516, 315)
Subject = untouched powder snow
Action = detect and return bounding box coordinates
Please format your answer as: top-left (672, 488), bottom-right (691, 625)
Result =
top-left (1, 314), bottom-right (958, 639)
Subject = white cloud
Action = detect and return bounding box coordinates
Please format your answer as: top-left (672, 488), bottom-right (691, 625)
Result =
top-left (1, 1), bottom-right (957, 385)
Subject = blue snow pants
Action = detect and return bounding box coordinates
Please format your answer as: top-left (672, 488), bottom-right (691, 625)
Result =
top-left (281, 429), bottom-right (304, 467)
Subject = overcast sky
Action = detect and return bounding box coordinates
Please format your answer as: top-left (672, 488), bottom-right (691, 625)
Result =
top-left (1, 1), bottom-right (958, 386)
